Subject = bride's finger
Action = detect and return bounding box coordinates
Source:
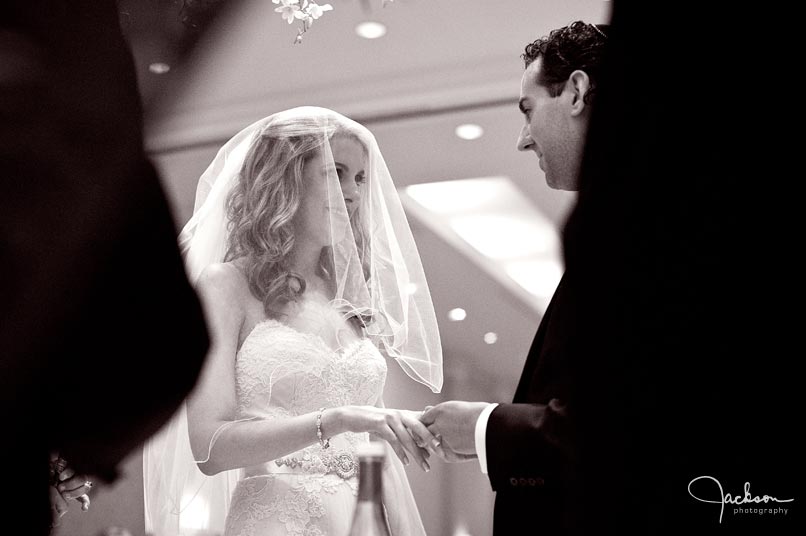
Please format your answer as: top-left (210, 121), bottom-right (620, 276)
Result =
top-left (58, 474), bottom-right (91, 493)
top-left (402, 424), bottom-right (431, 455)
top-left (61, 482), bottom-right (92, 500)
top-left (398, 412), bottom-right (428, 449)
top-left (402, 414), bottom-right (442, 453)
top-left (374, 428), bottom-right (408, 466)
top-left (388, 420), bottom-right (430, 472)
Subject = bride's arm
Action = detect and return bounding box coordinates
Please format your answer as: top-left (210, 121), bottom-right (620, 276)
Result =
top-left (186, 264), bottom-right (434, 476)
top-left (187, 263), bottom-right (340, 475)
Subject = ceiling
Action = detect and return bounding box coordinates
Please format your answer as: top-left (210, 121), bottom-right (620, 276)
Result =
top-left (127, 0), bottom-right (612, 399)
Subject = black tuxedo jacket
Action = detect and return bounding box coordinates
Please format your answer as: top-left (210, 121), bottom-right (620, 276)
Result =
top-left (486, 273), bottom-right (579, 535)
top-left (1, 2), bottom-right (209, 534)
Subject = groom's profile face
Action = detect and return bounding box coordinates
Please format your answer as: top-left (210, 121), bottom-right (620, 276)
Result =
top-left (516, 57), bottom-right (585, 192)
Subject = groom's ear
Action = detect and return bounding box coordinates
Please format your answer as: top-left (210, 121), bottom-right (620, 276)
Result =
top-left (566, 70), bottom-right (591, 117)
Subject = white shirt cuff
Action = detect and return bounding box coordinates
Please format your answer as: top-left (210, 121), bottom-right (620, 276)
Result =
top-left (474, 403), bottom-right (499, 474)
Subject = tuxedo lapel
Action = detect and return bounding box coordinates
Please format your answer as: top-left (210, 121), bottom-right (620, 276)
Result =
top-left (512, 273), bottom-right (567, 403)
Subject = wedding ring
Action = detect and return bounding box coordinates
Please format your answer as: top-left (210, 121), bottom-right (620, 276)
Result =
top-left (85, 480), bottom-right (93, 488)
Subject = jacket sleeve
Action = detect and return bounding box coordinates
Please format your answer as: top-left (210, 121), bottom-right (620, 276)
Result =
top-left (485, 399), bottom-right (571, 493)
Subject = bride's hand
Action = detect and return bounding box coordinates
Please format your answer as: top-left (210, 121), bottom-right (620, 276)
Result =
top-left (334, 406), bottom-right (437, 472)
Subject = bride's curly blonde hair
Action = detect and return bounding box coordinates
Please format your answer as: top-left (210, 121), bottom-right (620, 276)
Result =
top-left (224, 118), bottom-right (368, 317)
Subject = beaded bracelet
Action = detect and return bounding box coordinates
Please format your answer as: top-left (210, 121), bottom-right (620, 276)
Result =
top-left (316, 407), bottom-right (330, 449)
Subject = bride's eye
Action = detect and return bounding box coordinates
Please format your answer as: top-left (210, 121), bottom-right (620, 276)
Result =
top-left (356, 173), bottom-right (366, 185)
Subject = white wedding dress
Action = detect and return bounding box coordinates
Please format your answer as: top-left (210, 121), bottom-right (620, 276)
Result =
top-left (223, 319), bottom-right (422, 536)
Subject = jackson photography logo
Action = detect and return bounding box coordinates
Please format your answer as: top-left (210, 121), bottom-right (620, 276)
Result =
top-left (688, 475), bottom-right (794, 523)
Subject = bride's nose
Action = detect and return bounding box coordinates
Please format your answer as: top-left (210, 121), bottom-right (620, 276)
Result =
top-left (341, 179), bottom-right (360, 207)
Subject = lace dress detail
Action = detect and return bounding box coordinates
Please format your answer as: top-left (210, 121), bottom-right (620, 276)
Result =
top-left (224, 319), bottom-right (387, 536)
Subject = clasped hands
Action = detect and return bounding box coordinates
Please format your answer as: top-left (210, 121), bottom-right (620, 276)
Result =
top-left (49, 455), bottom-right (93, 521)
top-left (419, 401), bottom-right (489, 463)
top-left (357, 401), bottom-right (489, 471)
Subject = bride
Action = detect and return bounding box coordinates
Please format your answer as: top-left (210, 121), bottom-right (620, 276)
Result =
top-left (144, 107), bottom-right (443, 536)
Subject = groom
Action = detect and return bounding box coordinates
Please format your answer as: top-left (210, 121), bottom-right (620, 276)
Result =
top-left (420, 21), bottom-right (608, 534)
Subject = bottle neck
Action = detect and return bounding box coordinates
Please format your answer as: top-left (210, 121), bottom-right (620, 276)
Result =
top-left (357, 458), bottom-right (383, 502)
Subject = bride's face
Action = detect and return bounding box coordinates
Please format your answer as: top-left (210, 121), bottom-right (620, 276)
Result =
top-left (330, 134), bottom-right (366, 219)
top-left (296, 149), bottom-right (337, 248)
top-left (295, 135), bottom-right (366, 248)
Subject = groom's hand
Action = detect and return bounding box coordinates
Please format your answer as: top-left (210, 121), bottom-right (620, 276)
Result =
top-left (420, 401), bottom-right (488, 461)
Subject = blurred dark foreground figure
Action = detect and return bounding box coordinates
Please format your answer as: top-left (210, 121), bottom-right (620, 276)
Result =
top-left (1, 1), bottom-right (209, 534)
top-left (564, 1), bottom-right (800, 534)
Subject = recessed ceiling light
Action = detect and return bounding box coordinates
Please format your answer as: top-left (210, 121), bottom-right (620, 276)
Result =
top-left (455, 124), bottom-right (484, 140)
top-left (405, 282), bottom-right (418, 295)
top-left (355, 21), bottom-right (387, 39)
top-left (149, 62), bottom-right (171, 74)
top-left (484, 332), bottom-right (498, 345)
top-left (448, 308), bottom-right (467, 322)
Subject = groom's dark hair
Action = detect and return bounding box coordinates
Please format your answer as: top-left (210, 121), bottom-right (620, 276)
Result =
top-left (522, 21), bottom-right (609, 105)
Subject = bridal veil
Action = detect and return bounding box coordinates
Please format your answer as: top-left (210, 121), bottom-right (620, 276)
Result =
top-left (143, 107), bottom-right (442, 535)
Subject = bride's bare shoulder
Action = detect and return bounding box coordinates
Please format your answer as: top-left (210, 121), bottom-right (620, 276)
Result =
top-left (197, 261), bottom-right (250, 302)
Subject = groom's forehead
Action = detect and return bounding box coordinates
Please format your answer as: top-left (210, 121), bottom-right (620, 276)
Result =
top-left (522, 58), bottom-right (546, 88)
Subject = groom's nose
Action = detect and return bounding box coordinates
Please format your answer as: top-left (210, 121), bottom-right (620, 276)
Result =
top-left (517, 124), bottom-right (533, 152)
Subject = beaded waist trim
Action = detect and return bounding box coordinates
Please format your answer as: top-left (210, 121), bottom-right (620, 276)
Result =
top-left (274, 449), bottom-right (358, 480)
